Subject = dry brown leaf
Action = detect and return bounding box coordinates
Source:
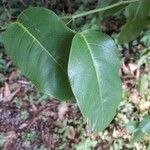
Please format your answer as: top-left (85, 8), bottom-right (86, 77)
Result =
top-left (0, 87), bottom-right (4, 101)
top-left (121, 62), bottom-right (129, 74)
top-left (67, 126), bottom-right (75, 140)
top-left (121, 62), bottom-right (140, 79)
top-left (58, 102), bottom-right (69, 121)
top-left (3, 131), bottom-right (17, 150)
top-left (128, 63), bottom-right (138, 75)
top-left (19, 123), bottom-right (28, 129)
top-left (4, 89), bottom-right (20, 102)
top-left (124, 49), bottom-right (131, 58)
top-left (2, 82), bottom-right (21, 102)
top-left (130, 89), bottom-right (140, 104)
top-left (42, 110), bottom-right (57, 119)
top-left (86, 125), bottom-right (97, 140)
top-left (32, 103), bottom-right (38, 112)
top-left (139, 100), bottom-right (150, 111)
top-left (5, 131), bottom-right (17, 141)
top-left (9, 83), bottom-right (21, 91)
top-left (137, 44), bottom-right (145, 51)
top-left (8, 69), bottom-right (20, 81)
top-left (135, 69), bottom-right (140, 80)
top-left (18, 80), bottom-right (30, 85)
top-left (4, 82), bottom-right (11, 97)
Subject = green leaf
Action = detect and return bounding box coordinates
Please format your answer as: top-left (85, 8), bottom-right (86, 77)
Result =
top-left (98, 0), bottom-right (127, 17)
top-left (133, 116), bottom-right (150, 142)
top-left (68, 30), bottom-right (122, 132)
top-left (141, 30), bottom-right (150, 47)
top-left (126, 116), bottom-right (150, 143)
top-left (125, 121), bottom-right (139, 133)
top-left (118, 0), bottom-right (150, 44)
top-left (3, 7), bottom-right (75, 100)
top-left (137, 48), bottom-right (150, 66)
top-left (132, 130), bottom-right (145, 143)
top-left (138, 116), bottom-right (150, 133)
top-left (138, 74), bottom-right (150, 97)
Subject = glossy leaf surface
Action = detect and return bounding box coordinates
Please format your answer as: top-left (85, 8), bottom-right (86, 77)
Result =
top-left (118, 0), bottom-right (150, 44)
top-left (3, 7), bottom-right (75, 100)
top-left (68, 30), bottom-right (122, 132)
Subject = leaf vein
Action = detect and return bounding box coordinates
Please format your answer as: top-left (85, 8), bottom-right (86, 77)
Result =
top-left (80, 33), bottom-right (104, 128)
top-left (16, 22), bottom-right (66, 74)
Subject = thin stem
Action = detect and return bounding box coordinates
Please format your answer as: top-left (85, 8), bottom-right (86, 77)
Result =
top-left (62, 0), bottom-right (138, 19)
top-left (65, 19), bottom-right (73, 26)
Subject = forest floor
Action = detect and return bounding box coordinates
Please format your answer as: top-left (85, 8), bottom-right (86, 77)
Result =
top-left (0, 0), bottom-right (150, 150)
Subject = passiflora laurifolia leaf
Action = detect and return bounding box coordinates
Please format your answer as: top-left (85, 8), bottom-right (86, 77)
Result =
top-left (118, 0), bottom-right (150, 44)
top-left (3, 7), bottom-right (75, 100)
top-left (68, 30), bottom-right (122, 132)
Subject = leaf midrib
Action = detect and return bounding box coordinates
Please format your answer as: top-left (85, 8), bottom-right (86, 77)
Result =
top-left (80, 33), bottom-right (104, 128)
top-left (16, 22), bottom-right (66, 74)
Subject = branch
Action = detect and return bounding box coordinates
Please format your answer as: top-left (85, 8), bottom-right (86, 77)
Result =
top-left (62, 0), bottom-right (139, 19)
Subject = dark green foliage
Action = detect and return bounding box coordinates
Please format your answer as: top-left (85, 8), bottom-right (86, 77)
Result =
top-left (118, 0), bottom-right (150, 44)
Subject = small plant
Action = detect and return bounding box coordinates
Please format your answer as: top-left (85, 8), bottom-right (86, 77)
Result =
top-left (21, 130), bottom-right (36, 146)
top-left (2, 0), bottom-right (150, 133)
top-left (20, 110), bottom-right (29, 120)
top-left (125, 116), bottom-right (150, 142)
